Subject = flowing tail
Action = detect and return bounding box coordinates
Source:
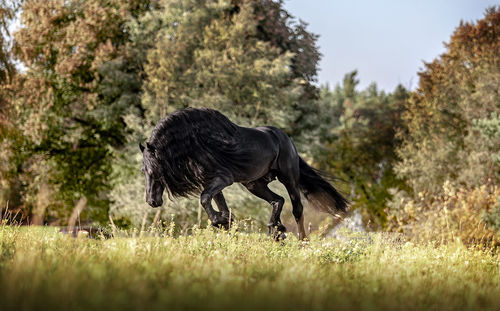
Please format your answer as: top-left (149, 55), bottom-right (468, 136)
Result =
top-left (298, 157), bottom-right (348, 218)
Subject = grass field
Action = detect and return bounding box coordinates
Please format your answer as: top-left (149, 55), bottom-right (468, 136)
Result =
top-left (0, 225), bottom-right (499, 311)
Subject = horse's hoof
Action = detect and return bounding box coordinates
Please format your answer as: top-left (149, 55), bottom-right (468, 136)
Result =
top-left (268, 223), bottom-right (287, 241)
top-left (275, 232), bottom-right (287, 241)
top-left (221, 213), bottom-right (235, 228)
top-left (211, 220), bottom-right (228, 229)
top-left (211, 213), bottom-right (234, 230)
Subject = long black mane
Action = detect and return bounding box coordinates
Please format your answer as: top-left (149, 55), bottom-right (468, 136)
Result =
top-left (147, 107), bottom-right (249, 198)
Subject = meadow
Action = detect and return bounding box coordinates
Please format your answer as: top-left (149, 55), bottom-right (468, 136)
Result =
top-left (1, 224), bottom-right (499, 311)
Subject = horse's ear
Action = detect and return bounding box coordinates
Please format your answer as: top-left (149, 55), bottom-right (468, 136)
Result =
top-left (139, 143), bottom-right (145, 153)
top-left (146, 142), bottom-right (155, 152)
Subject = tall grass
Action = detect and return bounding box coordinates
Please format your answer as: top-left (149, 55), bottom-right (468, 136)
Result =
top-left (0, 225), bottom-right (499, 311)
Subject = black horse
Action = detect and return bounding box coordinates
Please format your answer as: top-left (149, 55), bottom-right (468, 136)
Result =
top-left (140, 107), bottom-right (347, 239)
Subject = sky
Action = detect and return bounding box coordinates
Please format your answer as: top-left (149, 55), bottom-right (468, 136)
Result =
top-left (283, 0), bottom-right (499, 92)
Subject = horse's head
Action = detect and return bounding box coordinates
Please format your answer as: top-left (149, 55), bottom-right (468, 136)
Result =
top-left (140, 142), bottom-right (165, 207)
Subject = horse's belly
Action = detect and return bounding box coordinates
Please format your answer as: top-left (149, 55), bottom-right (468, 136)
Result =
top-left (236, 158), bottom-right (276, 182)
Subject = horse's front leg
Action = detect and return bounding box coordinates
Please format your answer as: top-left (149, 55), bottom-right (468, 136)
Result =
top-left (213, 192), bottom-right (234, 229)
top-left (200, 176), bottom-right (233, 228)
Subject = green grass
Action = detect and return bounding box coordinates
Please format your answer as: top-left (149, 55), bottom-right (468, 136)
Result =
top-left (0, 225), bottom-right (499, 311)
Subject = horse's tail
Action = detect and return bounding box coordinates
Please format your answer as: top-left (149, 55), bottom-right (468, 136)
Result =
top-left (298, 157), bottom-right (348, 218)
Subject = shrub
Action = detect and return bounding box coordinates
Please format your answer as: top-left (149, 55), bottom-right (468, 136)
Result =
top-left (386, 181), bottom-right (500, 247)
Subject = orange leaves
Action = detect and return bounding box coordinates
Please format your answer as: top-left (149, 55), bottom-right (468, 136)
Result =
top-left (15, 0), bottom-right (132, 79)
top-left (387, 183), bottom-right (500, 247)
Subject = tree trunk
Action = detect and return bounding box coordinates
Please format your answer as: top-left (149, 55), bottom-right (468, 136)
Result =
top-left (67, 197), bottom-right (87, 228)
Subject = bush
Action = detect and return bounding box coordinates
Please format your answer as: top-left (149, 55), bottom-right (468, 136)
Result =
top-left (386, 181), bottom-right (500, 247)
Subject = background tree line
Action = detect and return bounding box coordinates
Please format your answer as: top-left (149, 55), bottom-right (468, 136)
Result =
top-left (0, 0), bottom-right (498, 243)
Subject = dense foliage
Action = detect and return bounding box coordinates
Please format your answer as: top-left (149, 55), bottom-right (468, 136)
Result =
top-left (138, 0), bottom-right (318, 130)
top-left (396, 8), bottom-right (500, 193)
top-left (1, 0), bottom-right (153, 224)
top-left (314, 72), bottom-right (408, 228)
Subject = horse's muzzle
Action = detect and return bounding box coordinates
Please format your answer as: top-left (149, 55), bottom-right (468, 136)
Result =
top-left (147, 199), bottom-right (163, 208)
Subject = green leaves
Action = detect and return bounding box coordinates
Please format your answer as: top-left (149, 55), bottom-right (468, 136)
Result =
top-left (137, 0), bottom-right (314, 132)
top-left (315, 72), bottom-right (408, 227)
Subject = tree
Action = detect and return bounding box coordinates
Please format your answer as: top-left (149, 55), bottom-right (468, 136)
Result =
top-left (8, 0), bottom-right (151, 223)
top-left (135, 0), bottom-right (319, 134)
top-left (0, 0), bottom-right (19, 86)
top-left (396, 6), bottom-right (500, 195)
top-left (0, 0), bottom-right (23, 214)
top-left (315, 71), bottom-right (408, 227)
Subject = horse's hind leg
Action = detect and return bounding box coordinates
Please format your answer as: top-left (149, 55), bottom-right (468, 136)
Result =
top-left (243, 179), bottom-right (286, 240)
top-left (213, 192), bottom-right (234, 229)
top-left (281, 180), bottom-right (307, 240)
top-left (201, 176), bottom-right (233, 228)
